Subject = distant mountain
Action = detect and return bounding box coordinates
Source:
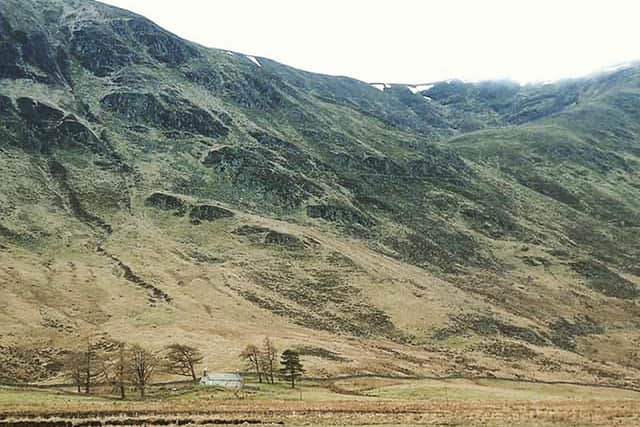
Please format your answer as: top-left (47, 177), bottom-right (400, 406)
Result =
top-left (1, 0), bottom-right (640, 386)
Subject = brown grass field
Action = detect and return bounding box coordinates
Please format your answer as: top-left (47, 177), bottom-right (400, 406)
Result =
top-left (2, 377), bottom-right (640, 426)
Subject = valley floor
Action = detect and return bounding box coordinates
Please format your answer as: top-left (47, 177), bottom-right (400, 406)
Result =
top-left (1, 377), bottom-right (640, 426)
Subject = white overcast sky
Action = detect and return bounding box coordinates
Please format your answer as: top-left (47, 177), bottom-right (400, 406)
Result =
top-left (100, 0), bottom-right (640, 84)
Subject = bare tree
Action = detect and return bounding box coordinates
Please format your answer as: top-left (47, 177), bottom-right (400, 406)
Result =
top-left (63, 351), bottom-right (84, 393)
top-left (164, 343), bottom-right (203, 383)
top-left (261, 337), bottom-right (277, 384)
top-left (129, 345), bottom-right (156, 398)
top-left (62, 340), bottom-right (104, 394)
top-left (81, 339), bottom-right (103, 394)
top-left (240, 344), bottom-right (263, 383)
top-left (106, 342), bottom-right (129, 399)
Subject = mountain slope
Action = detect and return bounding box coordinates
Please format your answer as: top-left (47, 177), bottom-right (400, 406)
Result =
top-left (1, 0), bottom-right (640, 386)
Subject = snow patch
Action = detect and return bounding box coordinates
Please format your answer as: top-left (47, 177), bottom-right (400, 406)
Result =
top-left (407, 84), bottom-right (434, 94)
top-left (603, 62), bottom-right (632, 73)
top-left (226, 51), bottom-right (235, 56)
top-left (371, 83), bottom-right (385, 91)
top-left (246, 55), bottom-right (261, 67)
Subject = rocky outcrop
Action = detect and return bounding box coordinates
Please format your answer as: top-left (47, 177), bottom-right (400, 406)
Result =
top-left (328, 147), bottom-right (471, 186)
top-left (361, 154), bottom-right (404, 175)
top-left (16, 97), bottom-right (64, 122)
top-left (232, 225), bottom-right (304, 249)
top-left (548, 316), bottom-right (604, 351)
top-left (232, 224), bottom-right (272, 236)
top-left (0, 95), bottom-right (13, 114)
top-left (121, 17), bottom-right (200, 66)
top-left (0, 25), bottom-right (26, 79)
top-left (571, 260), bottom-right (639, 299)
top-left (56, 115), bottom-right (101, 146)
top-left (8, 97), bottom-right (106, 153)
top-left (407, 145), bottom-right (473, 181)
top-left (203, 145), bottom-right (323, 209)
top-left (306, 204), bottom-right (374, 227)
top-left (434, 314), bottom-right (548, 346)
top-left (100, 92), bottom-right (229, 138)
top-left (70, 16), bottom-right (199, 77)
top-left (144, 192), bottom-right (188, 215)
top-left (461, 205), bottom-right (523, 239)
top-left (263, 230), bottom-right (304, 249)
top-left (189, 204), bottom-right (234, 223)
top-left (0, 11), bottom-right (69, 83)
top-left (249, 130), bottom-right (322, 171)
top-left (515, 173), bottom-right (581, 208)
top-left (71, 24), bottom-right (136, 77)
top-left (186, 66), bottom-right (290, 111)
top-left (202, 145), bottom-right (256, 167)
top-left (384, 222), bottom-right (490, 271)
top-left (145, 192), bottom-right (233, 224)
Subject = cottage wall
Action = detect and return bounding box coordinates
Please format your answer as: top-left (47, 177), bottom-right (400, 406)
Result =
top-left (199, 373), bottom-right (243, 388)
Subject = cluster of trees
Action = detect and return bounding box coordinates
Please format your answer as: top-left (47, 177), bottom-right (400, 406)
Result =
top-left (240, 337), bottom-right (304, 388)
top-left (64, 337), bottom-right (305, 398)
top-left (64, 340), bottom-right (202, 399)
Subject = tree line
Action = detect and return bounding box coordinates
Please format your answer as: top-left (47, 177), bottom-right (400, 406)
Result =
top-left (64, 337), bottom-right (304, 399)
top-left (65, 340), bottom-right (204, 399)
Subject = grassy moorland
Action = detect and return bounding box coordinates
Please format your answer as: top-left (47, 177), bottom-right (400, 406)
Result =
top-left (1, 378), bottom-right (640, 426)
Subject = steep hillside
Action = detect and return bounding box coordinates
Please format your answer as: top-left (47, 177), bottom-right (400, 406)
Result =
top-left (1, 0), bottom-right (640, 386)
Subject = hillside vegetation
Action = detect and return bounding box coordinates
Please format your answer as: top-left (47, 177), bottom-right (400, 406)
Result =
top-left (1, 0), bottom-right (639, 386)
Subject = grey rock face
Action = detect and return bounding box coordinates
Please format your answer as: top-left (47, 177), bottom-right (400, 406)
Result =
top-left (100, 92), bottom-right (229, 138)
top-left (71, 25), bottom-right (136, 77)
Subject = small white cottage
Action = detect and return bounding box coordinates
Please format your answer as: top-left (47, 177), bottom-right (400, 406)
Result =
top-left (199, 369), bottom-right (243, 388)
